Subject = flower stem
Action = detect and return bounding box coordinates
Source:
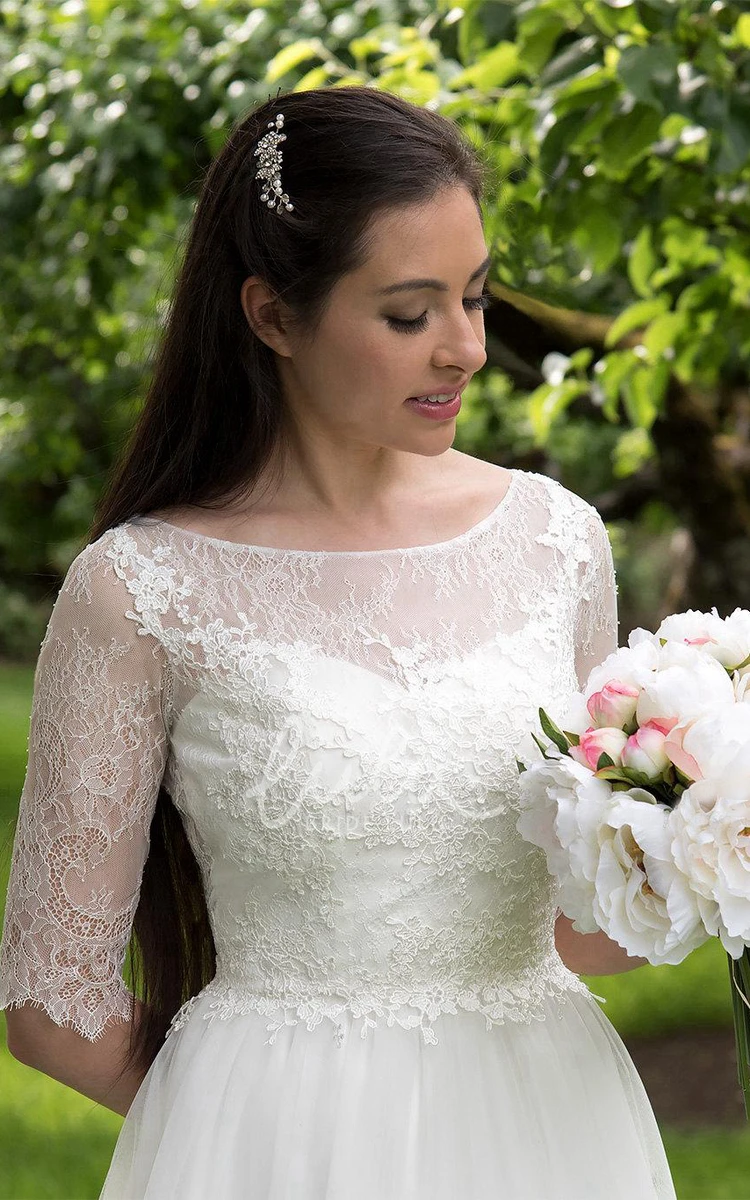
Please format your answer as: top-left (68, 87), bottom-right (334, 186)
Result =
top-left (728, 947), bottom-right (750, 1122)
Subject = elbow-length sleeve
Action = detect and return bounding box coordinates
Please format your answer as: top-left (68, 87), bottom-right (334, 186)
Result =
top-left (0, 533), bottom-right (172, 1042)
top-left (573, 506), bottom-right (620, 692)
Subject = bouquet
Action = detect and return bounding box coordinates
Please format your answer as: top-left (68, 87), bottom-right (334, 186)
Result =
top-left (515, 607), bottom-right (750, 1119)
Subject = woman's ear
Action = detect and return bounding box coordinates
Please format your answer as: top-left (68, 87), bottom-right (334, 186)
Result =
top-left (240, 275), bottom-right (294, 358)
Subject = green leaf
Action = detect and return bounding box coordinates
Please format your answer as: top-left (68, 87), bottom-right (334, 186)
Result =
top-left (596, 751), bottom-right (615, 770)
top-left (738, 14), bottom-right (750, 49)
top-left (516, 13), bottom-right (566, 76)
top-left (627, 226), bottom-right (658, 298)
top-left (661, 219), bottom-right (720, 268)
top-left (539, 707), bottom-right (570, 754)
top-left (540, 33), bottom-right (601, 87)
top-left (451, 42), bottom-right (521, 90)
top-left (595, 766), bottom-right (631, 782)
top-left (265, 39), bottom-right (322, 84)
top-left (622, 768), bottom-right (655, 786)
top-left (621, 361), bottom-right (668, 430)
top-left (528, 379), bottom-right (590, 442)
top-left (617, 43), bottom-right (679, 110)
top-left (594, 350), bottom-right (636, 410)
top-left (612, 427), bottom-right (655, 478)
top-left (604, 297), bottom-right (669, 348)
top-left (642, 311), bottom-right (686, 356)
top-left (571, 205), bottom-right (622, 273)
top-left (715, 107), bottom-right (750, 176)
top-left (599, 104), bottom-right (663, 176)
top-left (556, 65), bottom-right (614, 103)
top-left (531, 731), bottom-right (554, 760)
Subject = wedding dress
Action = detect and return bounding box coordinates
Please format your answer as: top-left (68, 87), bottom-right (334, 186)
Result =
top-left (0, 467), bottom-right (677, 1199)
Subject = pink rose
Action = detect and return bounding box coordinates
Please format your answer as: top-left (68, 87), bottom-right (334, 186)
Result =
top-left (587, 680), bottom-right (640, 729)
top-left (569, 727), bottom-right (629, 772)
top-left (621, 721), bottom-right (670, 780)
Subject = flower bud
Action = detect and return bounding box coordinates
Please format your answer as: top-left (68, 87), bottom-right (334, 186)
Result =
top-left (621, 721), bottom-right (670, 780)
top-left (587, 680), bottom-right (640, 730)
top-left (569, 727), bottom-right (629, 772)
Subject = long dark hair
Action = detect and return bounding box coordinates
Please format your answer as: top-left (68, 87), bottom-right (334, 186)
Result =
top-left (87, 84), bottom-right (491, 1082)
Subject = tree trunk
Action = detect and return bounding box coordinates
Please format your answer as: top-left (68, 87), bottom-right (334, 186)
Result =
top-left (650, 377), bottom-right (750, 614)
top-left (485, 290), bottom-right (750, 615)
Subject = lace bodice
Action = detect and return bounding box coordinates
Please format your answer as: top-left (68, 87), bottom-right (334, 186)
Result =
top-left (0, 468), bottom-right (618, 1047)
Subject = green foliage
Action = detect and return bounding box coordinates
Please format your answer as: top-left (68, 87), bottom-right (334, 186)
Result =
top-left (1, 0), bottom-right (749, 645)
top-left (582, 937), bottom-right (735, 1040)
top-left (463, 0), bottom-right (750, 441)
top-left (0, 1027), bottom-right (123, 1200)
top-left (661, 1129), bottom-right (750, 1199)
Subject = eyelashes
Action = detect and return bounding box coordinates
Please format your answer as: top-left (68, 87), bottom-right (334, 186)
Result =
top-left (385, 286), bottom-right (492, 335)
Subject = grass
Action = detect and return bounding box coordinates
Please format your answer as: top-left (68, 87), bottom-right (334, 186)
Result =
top-left (661, 1130), bottom-right (750, 1200)
top-left (0, 1027), bottom-right (122, 1199)
top-left (580, 937), bottom-right (736, 1040)
top-left (1, 661), bottom-right (749, 1198)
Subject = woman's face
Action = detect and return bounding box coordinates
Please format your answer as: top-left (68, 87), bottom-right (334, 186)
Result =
top-left (243, 185), bottom-right (490, 459)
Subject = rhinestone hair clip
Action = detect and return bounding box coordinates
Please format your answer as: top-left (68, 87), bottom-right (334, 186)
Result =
top-left (253, 112), bottom-right (294, 214)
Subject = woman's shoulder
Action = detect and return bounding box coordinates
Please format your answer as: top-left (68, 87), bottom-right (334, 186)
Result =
top-left (514, 466), bottom-right (604, 523)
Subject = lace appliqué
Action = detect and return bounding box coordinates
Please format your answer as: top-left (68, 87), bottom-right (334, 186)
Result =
top-left (165, 961), bottom-right (594, 1048)
top-left (0, 468), bottom-right (617, 1047)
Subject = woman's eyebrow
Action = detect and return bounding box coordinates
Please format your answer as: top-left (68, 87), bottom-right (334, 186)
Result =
top-left (375, 252), bottom-right (492, 295)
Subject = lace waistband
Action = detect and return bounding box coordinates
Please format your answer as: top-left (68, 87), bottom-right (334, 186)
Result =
top-left (165, 964), bottom-right (599, 1048)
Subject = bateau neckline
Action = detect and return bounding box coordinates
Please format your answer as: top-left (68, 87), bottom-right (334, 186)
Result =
top-left (134, 468), bottom-right (521, 558)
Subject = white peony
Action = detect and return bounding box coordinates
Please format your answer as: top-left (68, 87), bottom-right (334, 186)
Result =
top-left (656, 607), bottom-right (750, 673)
top-left (516, 750), bottom-right (614, 933)
top-left (592, 794), bottom-right (710, 965)
top-left (736, 672), bottom-right (750, 704)
top-left (517, 609), bottom-right (750, 966)
top-left (724, 609), bottom-right (750, 685)
top-left (634, 641), bottom-right (736, 728)
top-left (665, 704), bottom-right (750, 783)
top-left (655, 607), bottom-right (726, 647)
top-left (541, 689), bottom-right (595, 739)
top-left (670, 738), bottom-right (750, 958)
top-left (585, 638), bottom-right (660, 699)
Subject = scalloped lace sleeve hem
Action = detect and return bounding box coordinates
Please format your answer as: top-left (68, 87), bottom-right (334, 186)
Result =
top-left (0, 981), bottom-right (137, 1043)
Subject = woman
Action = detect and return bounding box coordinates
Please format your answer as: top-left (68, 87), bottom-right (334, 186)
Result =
top-left (0, 85), bottom-right (676, 1198)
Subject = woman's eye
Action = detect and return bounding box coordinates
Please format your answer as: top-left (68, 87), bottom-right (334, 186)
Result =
top-left (385, 287), bottom-right (492, 335)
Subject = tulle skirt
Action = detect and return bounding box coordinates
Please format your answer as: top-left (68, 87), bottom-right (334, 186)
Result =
top-left (99, 987), bottom-right (676, 1199)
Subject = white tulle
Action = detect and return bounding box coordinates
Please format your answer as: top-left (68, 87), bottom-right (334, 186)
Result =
top-left (0, 467), bottom-right (676, 1198)
top-left (100, 990), bottom-right (674, 1200)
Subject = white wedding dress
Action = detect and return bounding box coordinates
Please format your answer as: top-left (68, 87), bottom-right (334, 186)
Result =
top-left (0, 467), bottom-right (676, 1199)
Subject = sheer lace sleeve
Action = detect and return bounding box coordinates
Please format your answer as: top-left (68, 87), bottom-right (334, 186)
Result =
top-left (573, 506), bottom-right (619, 692)
top-left (0, 533), bottom-right (172, 1042)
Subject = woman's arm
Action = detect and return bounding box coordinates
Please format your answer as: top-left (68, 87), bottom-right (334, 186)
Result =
top-left (560, 506), bottom-right (650, 975)
top-left (0, 532), bottom-right (172, 1115)
top-left (7, 997), bottom-right (149, 1117)
top-left (555, 912), bottom-right (649, 975)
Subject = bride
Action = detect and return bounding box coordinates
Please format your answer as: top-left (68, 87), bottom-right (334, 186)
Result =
top-left (0, 84), bottom-right (676, 1198)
